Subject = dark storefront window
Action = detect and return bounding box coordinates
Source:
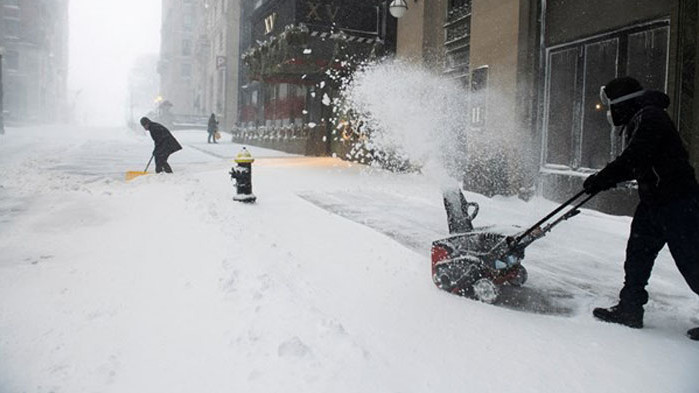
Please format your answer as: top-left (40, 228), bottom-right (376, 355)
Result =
top-left (546, 48), bottom-right (578, 166)
top-left (543, 21), bottom-right (669, 170)
top-left (581, 38), bottom-right (618, 169)
top-left (470, 66), bottom-right (488, 127)
top-left (627, 26), bottom-right (669, 92)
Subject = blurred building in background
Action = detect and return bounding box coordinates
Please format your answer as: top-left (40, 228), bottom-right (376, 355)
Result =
top-left (0, 0), bottom-right (69, 124)
top-left (158, 0), bottom-right (202, 127)
top-left (192, 0), bottom-right (241, 131)
top-left (159, 0), bottom-right (241, 129)
top-left (127, 54), bottom-right (160, 127)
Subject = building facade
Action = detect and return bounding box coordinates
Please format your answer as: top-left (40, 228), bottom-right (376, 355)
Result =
top-left (396, 0), bottom-right (699, 214)
top-left (127, 54), bottom-right (160, 127)
top-left (192, 0), bottom-right (241, 131)
top-left (159, 0), bottom-right (201, 120)
top-left (0, 0), bottom-right (69, 124)
top-left (234, 0), bottom-right (396, 155)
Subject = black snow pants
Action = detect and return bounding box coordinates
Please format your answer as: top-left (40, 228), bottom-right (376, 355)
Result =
top-left (155, 153), bottom-right (173, 174)
top-left (619, 193), bottom-right (699, 307)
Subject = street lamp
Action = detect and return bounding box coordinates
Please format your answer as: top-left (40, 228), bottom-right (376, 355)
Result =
top-left (380, 0), bottom-right (411, 44)
top-left (388, 0), bottom-right (409, 18)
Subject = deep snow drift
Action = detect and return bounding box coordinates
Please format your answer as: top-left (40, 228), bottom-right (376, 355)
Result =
top-left (0, 126), bottom-right (697, 392)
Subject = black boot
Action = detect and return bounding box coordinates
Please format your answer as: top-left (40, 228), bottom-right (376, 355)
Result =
top-left (593, 304), bottom-right (644, 329)
top-left (688, 327), bottom-right (699, 341)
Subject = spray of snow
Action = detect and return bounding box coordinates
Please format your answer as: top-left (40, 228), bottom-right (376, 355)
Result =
top-left (338, 60), bottom-right (470, 186)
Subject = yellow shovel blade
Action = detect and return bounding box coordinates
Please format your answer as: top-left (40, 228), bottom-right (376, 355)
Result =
top-left (125, 171), bottom-right (149, 181)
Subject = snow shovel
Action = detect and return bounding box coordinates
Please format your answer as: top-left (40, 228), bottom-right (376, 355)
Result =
top-left (125, 155), bottom-right (154, 181)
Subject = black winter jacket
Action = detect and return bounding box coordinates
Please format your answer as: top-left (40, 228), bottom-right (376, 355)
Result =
top-left (149, 122), bottom-right (182, 157)
top-left (596, 90), bottom-right (698, 205)
top-left (207, 116), bottom-right (218, 133)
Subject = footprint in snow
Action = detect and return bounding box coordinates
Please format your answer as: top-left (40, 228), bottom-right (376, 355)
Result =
top-left (277, 336), bottom-right (311, 358)
top-left (319, 318), bottom-right (347, 337)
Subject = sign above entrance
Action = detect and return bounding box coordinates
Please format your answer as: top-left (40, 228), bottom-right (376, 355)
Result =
top-left (265, 12), bottom-right (277, 35)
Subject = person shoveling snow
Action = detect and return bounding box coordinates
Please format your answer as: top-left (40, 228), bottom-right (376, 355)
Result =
top-left (140, 116), bottom-right (182, 174)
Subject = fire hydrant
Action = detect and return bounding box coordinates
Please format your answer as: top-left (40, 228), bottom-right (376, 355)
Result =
top-left (230, 147), bottom-right (257, 203)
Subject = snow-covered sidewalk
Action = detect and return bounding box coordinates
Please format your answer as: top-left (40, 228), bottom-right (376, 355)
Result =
top-left (0, 126), bottom-right (697, 393)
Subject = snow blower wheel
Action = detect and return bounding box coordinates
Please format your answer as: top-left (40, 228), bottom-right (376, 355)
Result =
top-left (508, 265), bottom-right (528, 287)
top-left (473, 278), bottom-right (499, 304)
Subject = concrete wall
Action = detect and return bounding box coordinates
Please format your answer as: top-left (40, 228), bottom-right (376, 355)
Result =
top-left (470, 0), bottom-right (522, 141)
top-left (395, 0), bottom-right (447, 66)
top-left (395, 1), bottom-right (425, 62)
top-left (422, 1), bottom-right (448, 67)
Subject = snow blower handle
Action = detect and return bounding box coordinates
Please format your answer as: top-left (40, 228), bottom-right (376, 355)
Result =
top-left (536, 191), bottom-right (597, 236)
top-left (513, 189), bottom-right (596, 246)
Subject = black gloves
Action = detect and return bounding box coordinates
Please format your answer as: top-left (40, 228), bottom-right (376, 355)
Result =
top-left (583, 173), bottom-right (616, 194)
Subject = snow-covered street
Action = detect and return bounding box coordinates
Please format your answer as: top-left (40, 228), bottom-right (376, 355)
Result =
top-left (0, 126), bottom-right (697, 392)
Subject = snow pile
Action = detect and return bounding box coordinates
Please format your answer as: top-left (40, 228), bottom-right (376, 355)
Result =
top-left (0, 126), bottom-right (697, 392)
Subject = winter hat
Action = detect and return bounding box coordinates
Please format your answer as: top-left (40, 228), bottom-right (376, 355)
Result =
top-left (602, 77), bottom-right (645, 128)
top-left (140, 117), bottom-right (151, 127)
top-left (603, 77), bottom-right (643, 101)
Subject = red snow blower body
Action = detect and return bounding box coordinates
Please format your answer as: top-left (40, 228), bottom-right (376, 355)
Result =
top-left (432, 188), bottom-right (595, 303)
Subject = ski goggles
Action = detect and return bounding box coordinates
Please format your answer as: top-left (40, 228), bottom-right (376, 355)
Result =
top-left (599, 86), bottom-right (645, 106)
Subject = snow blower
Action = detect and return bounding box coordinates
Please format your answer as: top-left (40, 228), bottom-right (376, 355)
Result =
top-left (432, 188), bottom-right (597, 303)
top-left (125, 155), bottom-right (154, 181)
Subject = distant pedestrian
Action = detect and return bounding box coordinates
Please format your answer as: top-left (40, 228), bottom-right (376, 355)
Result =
top-left (583, 77), bottom-right (699, 340)
top-left (207, 113), bottom-right (219, 144)
top-left (140, 117), bottom-right (182, 174)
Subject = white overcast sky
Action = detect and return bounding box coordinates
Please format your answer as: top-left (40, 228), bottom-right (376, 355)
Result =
top-left (68, 0), bottom-right (161, 126)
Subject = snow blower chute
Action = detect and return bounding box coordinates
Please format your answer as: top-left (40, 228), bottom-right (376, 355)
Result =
top-left (432, 188), bottom-right (597, 303)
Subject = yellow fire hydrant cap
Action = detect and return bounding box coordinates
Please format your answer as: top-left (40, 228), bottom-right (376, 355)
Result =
top-left (234, 147), bottom-right (255, 163)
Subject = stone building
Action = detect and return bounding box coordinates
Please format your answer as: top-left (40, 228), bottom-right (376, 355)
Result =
top-left (0, 0), bottom-right (69, 124)
top-left (192, 0), bottom-right (241, 131)
top-left (396, 0), bottom-right (699, 214)
top-left (158, 0), bottom-right (201, 120)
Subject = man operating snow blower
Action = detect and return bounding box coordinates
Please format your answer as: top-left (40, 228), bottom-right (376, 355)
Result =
top-left (584, 77), bottom-right (699, 341)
